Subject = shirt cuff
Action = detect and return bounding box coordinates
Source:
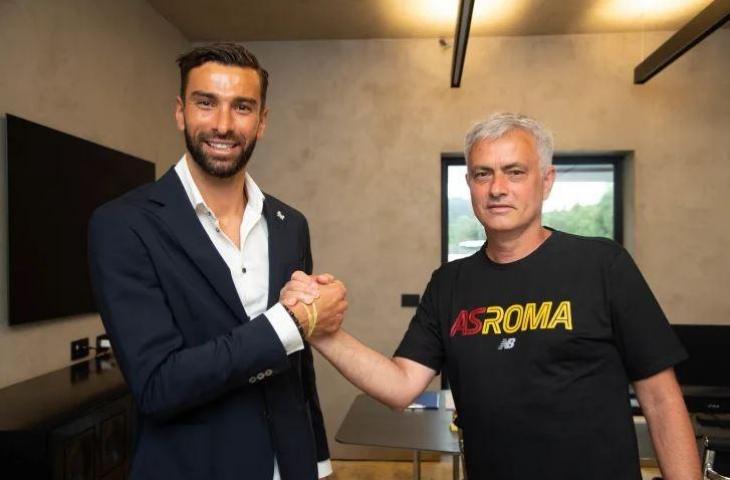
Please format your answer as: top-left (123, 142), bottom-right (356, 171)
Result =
top-left (265, 303), bottom-right (304, 355)
top-left (317, 459), bottom-right (333, 478)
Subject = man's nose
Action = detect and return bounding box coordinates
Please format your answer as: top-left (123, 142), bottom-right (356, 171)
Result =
top-left (489, 173), bottom-right (508, 198)
top-left (213, 107), bottom-right (232, 135)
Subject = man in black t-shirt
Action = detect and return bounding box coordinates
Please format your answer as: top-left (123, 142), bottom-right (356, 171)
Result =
top-left (282, 113), bottom-right (700, 479)
top-left (391, 230), bottom-right (690, 479)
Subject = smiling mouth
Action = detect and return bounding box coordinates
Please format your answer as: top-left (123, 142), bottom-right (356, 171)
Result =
top-left (204, 140), bottom-right (240, 153)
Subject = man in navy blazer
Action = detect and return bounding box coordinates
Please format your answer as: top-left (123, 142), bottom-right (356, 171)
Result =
top-left (88, 43), bottom-right (347, 480)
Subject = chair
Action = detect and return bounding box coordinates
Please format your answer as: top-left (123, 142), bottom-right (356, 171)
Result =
top-left (703, 436), bottom-right (730, 480)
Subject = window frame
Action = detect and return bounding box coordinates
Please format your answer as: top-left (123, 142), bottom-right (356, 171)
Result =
top-left (440, 152), bottom-right (627, 264)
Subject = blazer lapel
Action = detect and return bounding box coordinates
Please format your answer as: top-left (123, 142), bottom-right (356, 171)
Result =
top-left (147, 168), bottom-right (248, 322)
top-left (263, 199), bottom-right (288, 309)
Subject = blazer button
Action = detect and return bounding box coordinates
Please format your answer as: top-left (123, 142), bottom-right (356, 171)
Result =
top-left (249, 376), bottom-right (257, 384)
top-left (257, 372), bottom-right (265, 380)
top-left (264, 369), bottom-right (273, 376)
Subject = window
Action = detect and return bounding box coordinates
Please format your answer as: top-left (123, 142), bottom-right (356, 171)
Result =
top-left (442, 154), bottom-right (625, 263)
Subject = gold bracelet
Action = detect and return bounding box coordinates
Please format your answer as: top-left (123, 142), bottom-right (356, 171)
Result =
top-left (301, 303), bottom-right (313, 339)
top-left (307, 300), bottom-right (318, 338)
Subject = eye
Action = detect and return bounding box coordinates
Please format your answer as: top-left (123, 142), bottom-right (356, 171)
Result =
top-left (508, 169), bottom-right (525, 177)
top-left (196, 99), bottom-right (214, 108)
top-left (471, 171), bottom-right (491, 182)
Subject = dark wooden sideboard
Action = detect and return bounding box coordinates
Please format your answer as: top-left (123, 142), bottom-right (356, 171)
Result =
top-left (0, 355), bottom-right (133, 480)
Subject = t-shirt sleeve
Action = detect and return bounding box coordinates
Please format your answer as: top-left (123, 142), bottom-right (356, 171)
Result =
top-left (393, 273), bottom-right (445, 372)
top-left (608, 248), bottom-right (687, 381)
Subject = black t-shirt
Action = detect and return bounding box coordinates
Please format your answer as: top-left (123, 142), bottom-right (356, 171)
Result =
top-left (395, 230), bottom-right (687, 480)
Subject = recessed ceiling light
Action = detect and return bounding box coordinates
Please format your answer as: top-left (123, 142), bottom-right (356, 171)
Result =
top-left (594, 0), bottom-right (713, 25)
top-left (394, 0), bottom-right (524, 30)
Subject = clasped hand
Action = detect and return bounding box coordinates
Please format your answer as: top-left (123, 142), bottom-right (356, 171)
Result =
top-left (279, 271), bottom-right (347, 338)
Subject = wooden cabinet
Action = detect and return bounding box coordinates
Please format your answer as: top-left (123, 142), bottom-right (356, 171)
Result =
top-left (0, 356), bottom-right (133, 480)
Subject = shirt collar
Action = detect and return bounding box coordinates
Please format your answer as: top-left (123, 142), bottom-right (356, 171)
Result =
top-left (174, 154), bottom-right (265, 216)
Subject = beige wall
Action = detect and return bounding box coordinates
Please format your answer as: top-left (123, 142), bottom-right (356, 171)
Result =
top-left (0, 0), bottom-right (188, 388)
top-left (1, 3), bottom-right (728, 460)
top-left (246, 31), bottom-right (730, 458)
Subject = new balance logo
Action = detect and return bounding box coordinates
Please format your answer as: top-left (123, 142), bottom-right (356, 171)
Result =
top-left (497, 337), bottom-right (516, 350)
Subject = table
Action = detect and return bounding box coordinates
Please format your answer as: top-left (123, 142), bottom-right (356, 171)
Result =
top-left (336, 391), bottom-right (461, 480)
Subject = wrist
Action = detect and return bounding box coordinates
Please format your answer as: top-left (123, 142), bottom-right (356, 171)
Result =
top-left (283, 303), bottom-right (308, 338)
top-left (308, 327), bottom-right (341, 349)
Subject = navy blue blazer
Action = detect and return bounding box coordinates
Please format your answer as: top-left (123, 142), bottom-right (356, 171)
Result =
top-left (88, 168), bottom-right (329, 480)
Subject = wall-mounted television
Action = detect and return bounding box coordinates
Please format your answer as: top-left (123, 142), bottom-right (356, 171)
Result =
top-left (672, 324), bottom-right (730, 388)
top-left (6, 114), bottom-right (156, 325)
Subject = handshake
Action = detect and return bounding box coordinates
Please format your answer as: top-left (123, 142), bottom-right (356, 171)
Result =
top-left (278, 271), bottom-right (348, 339)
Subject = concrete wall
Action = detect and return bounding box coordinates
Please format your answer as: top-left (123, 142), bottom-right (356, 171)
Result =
top-left (245, 30), bottom-right (730, 458)
top-left (0, 0), bottom-right (188, 388)
top-left (1, 2), bottom-right (728, 460)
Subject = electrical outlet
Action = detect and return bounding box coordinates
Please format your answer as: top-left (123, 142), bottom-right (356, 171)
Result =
top-left (96, 334), bottom-right (111, 354)
top-left (401, 294), bottom-right (420, 308)
top-left (71, 338), bottom-right (89, 361)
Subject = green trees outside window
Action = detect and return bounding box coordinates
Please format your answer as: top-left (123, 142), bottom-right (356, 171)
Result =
top-left (444, 157), bottom-right (622, 262)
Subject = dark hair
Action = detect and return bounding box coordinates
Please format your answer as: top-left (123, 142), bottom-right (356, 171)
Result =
top-left (176, 42), bottom-right (269, 108)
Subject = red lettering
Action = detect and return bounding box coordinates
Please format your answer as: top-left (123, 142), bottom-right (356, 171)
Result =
top-left (466, 307), bottom-right (485, 335)
top-left (450, 310), bottom-right (469, 337)
top-left (450, 308), bottom-right (484, 336)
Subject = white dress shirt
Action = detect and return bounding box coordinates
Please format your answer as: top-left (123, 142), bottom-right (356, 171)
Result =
top-left (175, 156), bottom-right (332, 479)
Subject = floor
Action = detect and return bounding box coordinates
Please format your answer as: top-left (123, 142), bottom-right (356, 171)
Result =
top-left (329, 458), bottom-right (663, 479)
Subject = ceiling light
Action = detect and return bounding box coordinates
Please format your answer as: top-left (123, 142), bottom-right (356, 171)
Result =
top-left (452, 0), bottom-right (475, 87)
top-left (595, 0), bottom-right (713, 25)
top-left (393, 0), bottom-right (520, 31)
top-left (635, 0), bottom-right (730, 83)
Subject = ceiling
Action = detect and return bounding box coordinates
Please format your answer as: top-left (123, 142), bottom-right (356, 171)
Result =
top-left (147, 0), bottom-right (717, 41)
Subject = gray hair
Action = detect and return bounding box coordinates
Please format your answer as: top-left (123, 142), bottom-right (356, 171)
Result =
top-left (464, 112), bottom-right (554, 170)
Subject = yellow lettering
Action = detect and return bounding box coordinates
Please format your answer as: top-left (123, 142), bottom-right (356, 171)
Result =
top-left (547, 301), bottom-right (573, 330)
top-left (481, 306), bottom-right (503, 335)
top-left (502, 304), bottom-right (523, 334)
top-left (522, 302), bottom-right (552, 331)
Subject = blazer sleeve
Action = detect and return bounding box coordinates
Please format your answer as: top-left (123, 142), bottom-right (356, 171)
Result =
top-left (300, 218), bottom-right (331, 461)
top-left (88, 206), bottom-right (291, 422)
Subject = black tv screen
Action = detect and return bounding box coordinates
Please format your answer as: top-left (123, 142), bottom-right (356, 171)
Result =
top-left (672, 324), bottom-right (730, 387)
top-left (6, 114), bottom-right (155, 325)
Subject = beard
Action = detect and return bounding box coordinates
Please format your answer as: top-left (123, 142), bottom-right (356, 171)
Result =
top-left (184, 125), bottom-right (257, 179)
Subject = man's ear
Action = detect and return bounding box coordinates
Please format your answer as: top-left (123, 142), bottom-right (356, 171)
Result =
top-left (174, 96), bottom-right (185, 132)
top-left (256, 106), bottom-right (269, 139)
top-left (542, 165), bottom-right (556, 200)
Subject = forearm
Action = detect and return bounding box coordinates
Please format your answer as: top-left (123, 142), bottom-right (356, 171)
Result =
top-left (122, 313), bottom-right (291, 420)
top-left (635, 370), bottom-right (701, 480)
top-left (310, 330), bottom-right (426, 409)
top-left (643, 397), bottom-right (700, 479)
